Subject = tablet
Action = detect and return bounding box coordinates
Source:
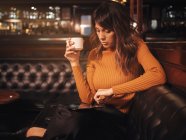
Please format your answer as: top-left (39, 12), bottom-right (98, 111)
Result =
top-left (68, 103), bottom-right (104, 110)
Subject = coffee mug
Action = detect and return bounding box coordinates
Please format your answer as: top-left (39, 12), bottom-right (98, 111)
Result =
top-left (71, 37), bottom-right (84, 50)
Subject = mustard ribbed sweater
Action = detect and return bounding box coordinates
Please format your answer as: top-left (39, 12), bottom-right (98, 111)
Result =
top-left (71, 40), bottom-right (166, 113)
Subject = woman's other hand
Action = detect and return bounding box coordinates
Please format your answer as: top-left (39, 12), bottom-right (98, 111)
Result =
top-left (94, 88), bottom-right (114, 104)
top-left (64, 38), bottom-right (80, 66)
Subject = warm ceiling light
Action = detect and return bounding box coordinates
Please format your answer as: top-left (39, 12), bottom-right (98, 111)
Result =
top-left (112, 0), bottom-right (127, 4)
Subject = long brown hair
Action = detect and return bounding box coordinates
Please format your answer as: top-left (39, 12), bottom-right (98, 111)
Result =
top-left (90, 1), bottom-right (142, 75)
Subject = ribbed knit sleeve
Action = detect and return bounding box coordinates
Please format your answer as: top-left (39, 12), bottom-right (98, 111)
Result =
top-left (112, 41), bottom-right (166, 95)
top-left (71, 49), bottom-right (97, 104)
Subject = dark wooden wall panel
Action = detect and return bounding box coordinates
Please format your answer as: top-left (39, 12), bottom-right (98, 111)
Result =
top-left (0, 37), bottom-right (90, 61)
top-left (147, 41), bottom-right (186, 90)
top-left (0, 44), bottom-right (66, 59)
top-left (163, 62), bottom-right (186, 89)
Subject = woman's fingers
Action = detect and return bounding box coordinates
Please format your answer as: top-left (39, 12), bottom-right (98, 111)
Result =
top-left (65, 38), bottom-right (77, 56)
top-left (94, 94), bottom-right (106, 104)
top-left (94, 89), bottom-right (114, 104)
top-left (64, 49), bottom-right (77, 58)
top-left (65, 46), bottom-right (78, 56)
top-left (65, 51), bottom-right (77, 56)
top-left (66, 39), bottom-right (70, 48)
top-left (94, 95), bottom-right (100, 104)
top-left (66, 45), bottom-right (75, 51)
top-left (64, 38), bottom-right (80, 65)
top-left (66, 38), bottom-right (74, 48)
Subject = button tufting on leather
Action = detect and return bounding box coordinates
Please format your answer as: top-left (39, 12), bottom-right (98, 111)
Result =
top-left (0, 63), bottom-right (76, 93)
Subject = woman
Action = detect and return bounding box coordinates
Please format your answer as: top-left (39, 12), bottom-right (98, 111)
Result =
top-left (26, 1), bottom-right (166, 140)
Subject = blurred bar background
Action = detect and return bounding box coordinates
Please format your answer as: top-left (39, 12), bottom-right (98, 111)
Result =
top-left (0, 1), bottom-right (185, 140)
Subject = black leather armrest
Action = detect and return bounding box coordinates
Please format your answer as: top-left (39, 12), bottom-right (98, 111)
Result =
top-left (128, 85), bottom-right (186, 140)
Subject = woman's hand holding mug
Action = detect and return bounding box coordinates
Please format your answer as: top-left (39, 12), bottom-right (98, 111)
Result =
top-left (64, 37), bottom-right (83, 66)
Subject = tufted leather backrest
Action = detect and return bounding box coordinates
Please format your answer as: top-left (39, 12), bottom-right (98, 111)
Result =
top-left (128, 85), bottom-right (186, 140)
top-left (0, 62), bottom-right (77, 94)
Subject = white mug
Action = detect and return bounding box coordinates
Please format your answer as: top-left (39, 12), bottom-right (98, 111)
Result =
top-left (71, 37), bottom-right (84, 51)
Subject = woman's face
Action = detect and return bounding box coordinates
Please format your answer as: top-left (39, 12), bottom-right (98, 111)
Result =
top-left (95, 23), bottom-right (115, 50)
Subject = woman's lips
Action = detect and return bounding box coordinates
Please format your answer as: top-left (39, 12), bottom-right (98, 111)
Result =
top-left (101, 42), bottom-right (107, 45)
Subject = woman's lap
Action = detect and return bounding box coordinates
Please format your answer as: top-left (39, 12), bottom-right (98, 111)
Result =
top-left (40, 105), bottom-right (128, 140)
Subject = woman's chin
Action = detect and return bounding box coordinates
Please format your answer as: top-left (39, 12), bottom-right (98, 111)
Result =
top-left (102, 45), bottom-right (113, 51)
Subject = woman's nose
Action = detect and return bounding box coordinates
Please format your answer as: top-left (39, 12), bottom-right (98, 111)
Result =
top-left (99, 32), bottom-right (106, 40)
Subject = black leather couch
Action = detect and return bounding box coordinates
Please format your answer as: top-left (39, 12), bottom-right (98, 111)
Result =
top-left (0, 60), bottom-right (186, 140)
